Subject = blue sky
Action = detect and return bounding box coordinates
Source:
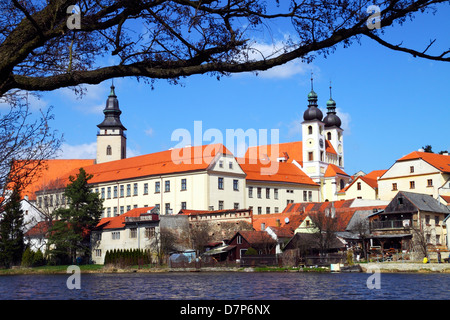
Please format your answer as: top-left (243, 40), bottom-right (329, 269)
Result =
top-left (29, 3), bottom-right (450, 177)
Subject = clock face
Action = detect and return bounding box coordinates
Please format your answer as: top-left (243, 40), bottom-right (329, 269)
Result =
top-left (319, 139), bottom-right (324, 148)
top-left (307, 138), bottom-right (314, 147)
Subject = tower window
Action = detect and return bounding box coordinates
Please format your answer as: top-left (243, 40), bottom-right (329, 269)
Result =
top-left (106, 145), bottom-right (112, 155)
top-left (308, 152), bottom-right (314, 161)
top-left (327, 132), bottom-right (332, 140)
top-left (308, 126), bottom-right (313, 135)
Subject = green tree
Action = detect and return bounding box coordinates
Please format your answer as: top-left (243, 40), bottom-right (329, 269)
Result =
top-left (422, 145), bottom-right (433, 153)
top-left (0, 186), bottom-right (25, 268)
top-left (48, 168), bottom-right (103, 264)
top-left (21, 247), bottom-right (34, 267)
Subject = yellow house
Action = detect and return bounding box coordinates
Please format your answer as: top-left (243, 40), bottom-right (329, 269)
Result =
top-left (378, 151), bottom-right (450, 201)
top-left (338, 170), bottom-right (387, 200)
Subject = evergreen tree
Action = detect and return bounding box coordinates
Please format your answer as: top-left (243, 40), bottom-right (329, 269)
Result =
top-left (48, 168), bottom-right (103, 264)
top-left (21, 247), bottom-right (34, 267)
top-left (0, 186), bottom-right (24, 268)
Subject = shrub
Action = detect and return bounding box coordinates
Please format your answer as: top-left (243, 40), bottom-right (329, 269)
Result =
top-left (245, 247), bottom-right (258, 255)
top-left (21, 248), bottom-right (34, 267)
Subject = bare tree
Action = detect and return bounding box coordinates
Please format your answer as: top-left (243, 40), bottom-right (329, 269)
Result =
top-left (0, 1), bottom-right (448, 96)
top-left (0, 95), bottom-right (62, 208)
top-left (308, 210), bottom-right (342, 256)
top-left (189, 221), bottom-right (212, 255)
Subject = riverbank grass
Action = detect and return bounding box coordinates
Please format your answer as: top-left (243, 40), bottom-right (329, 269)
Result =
top-left (0, 264), bottom-right (105, 275)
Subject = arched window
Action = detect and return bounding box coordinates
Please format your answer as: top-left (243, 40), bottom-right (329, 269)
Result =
top-left (106, 145), bottom-right (112, 156)
top-left (308, 126), bottom-right (313, 135)
top-left (327, 132), bottom-right (332, 140)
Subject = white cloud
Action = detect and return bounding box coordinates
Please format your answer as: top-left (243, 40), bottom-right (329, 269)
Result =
top-left (337, 108), bottom-right (351, 135)
top-left (235, 39), bottom-right (310, 79)
top-left (287, 118), bottom-right (303, 138)
top-left (57, 142), bottom-right (142, 160)
top-left (144, 127), bottom-right (154, 137)
top-left (58, 83), bottom-right (110, 115)
top-left (0, 91), bottom-right (49, 111)
top-left (126, 147), bottom-right (141, 158)
top-left (57, 142), bottom-right (97, 159)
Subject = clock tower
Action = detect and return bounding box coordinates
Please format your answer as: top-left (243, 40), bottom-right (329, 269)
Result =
top-left (301, 77), bottom-right (328, 181)
top-left (323, 84), bottom-right (344, 169)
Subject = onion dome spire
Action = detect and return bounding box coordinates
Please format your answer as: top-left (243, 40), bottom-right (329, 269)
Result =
top-left (323, 82), bottom-right (341, 128)
top-left (303, 72), bottom-right (323, 121)
top-left (97, 81), bottom-right (127, 130)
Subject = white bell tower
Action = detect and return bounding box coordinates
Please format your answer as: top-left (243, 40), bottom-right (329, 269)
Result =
top-left (96, 83), bottom-right (127, 164)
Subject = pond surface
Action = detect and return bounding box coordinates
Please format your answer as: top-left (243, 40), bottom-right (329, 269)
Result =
top-left (0, 271), bottom-right (449, 300)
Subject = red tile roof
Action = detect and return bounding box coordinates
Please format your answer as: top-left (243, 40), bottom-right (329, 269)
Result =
top-left (37, 144), bottom-right (231, 190)
top-left (324, 164), bottom-right (350, 178)
top-left (244, 141), bottom-right (303, 165)
top-left (284, 199), bottom-right (388, 232)
top-left (17, 159), bottom-right (95, 200)
top-left (253, 211), bottom-right (306, 233)
top-left (397, 151), bottom-right (450, 173)
top-left (237, 230), bottom-right (277, 245)
top-left (178, 208), bottom-right (252, 216)
top-left (338, 169), bottom-right (387, 193)
top-left (244, 140), bottom-right (337, 167)
top-left (238, 160), bottom-right (318, 186)
top-left (25, 221), bottom-right (52, 237)
top-left (96, 207), bottom-right (157, 230)
top-left (440, 196), bottom-right (450, 205)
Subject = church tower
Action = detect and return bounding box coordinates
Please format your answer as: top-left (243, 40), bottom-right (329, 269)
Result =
top-left (96, 83), bottom-right (127, 164)
top-left (323, 84), bottom-right (344, 168)
top-left (301, 76), bottom-right (328, 181)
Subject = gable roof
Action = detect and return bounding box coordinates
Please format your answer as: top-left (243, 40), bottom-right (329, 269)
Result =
top-left (394, 191), bottom-right (450, 214)
top-left (396, 151), bottom-right (450, 174)
top-left (244, 140), bottom-right (338, 168)
top-left (18, 159), bottom-right (95, 200)
top-left (282, 199), bottom-right (387, 232)
top-left (238, 160), bottom-right (318, 186)
top-left (338, 169), bottom-right (387, 193)
top-left (38, 144), bottom-right (231, 190)
top-left (24, 220), bottom-right (52, 238)
top-left (324, 164), bottom-right (350, 178)
top-left (244, 141), bottom-right (303, 165)
top-left (234, 230), bottom-right (277, 245)
top-left (252, 211), bottom-right (306, 232)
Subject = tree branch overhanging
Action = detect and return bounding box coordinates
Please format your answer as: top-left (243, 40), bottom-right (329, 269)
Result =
top-left (0, 0), bottom-right (448, 96)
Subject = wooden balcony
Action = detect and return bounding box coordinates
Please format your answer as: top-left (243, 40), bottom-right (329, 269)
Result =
top-left (370, 220), bottom-right (411, 230)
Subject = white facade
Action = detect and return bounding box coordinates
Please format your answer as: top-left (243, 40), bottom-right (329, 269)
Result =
top-left (378, 153), bottom-right (450, 201)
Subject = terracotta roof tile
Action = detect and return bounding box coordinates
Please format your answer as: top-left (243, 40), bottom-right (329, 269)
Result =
top-left (244, 141), bottom-right (303, 165)
top-left (96, 206), bottom-right (157, 230)
top-left (324, 164), bottom-right (350, 178)
top-left (41, 144), bottom-right (231, 189)
top-left (397, 151), bottom-right (450, 173)
top-left (238, 160), bottom-right (318, 186)
top-left (18, 159), bottom-right (95, 200)
top-left (237, 230), bottom-right (277, 245)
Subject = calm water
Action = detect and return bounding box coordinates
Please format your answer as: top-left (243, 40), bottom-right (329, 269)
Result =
top-left (0, 272), bottom-right (449, 300)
